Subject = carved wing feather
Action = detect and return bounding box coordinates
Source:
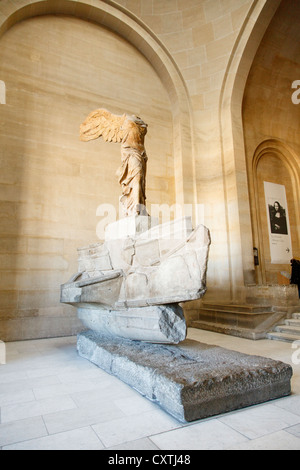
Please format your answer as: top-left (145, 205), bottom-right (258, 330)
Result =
top-left (80, 108), bottom-right (126, 143)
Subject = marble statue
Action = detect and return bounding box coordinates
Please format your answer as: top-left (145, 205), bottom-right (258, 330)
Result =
top-left (60, 109), bottom-right (292, 424)
top-left (80, 108), bottom-right (148, 216)
top-left (61, 215), bottom-right (211, 343)
top-left (61, 108), bottom-right (213, 343)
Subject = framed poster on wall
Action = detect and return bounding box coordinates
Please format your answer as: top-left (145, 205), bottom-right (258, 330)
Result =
top-left (264, 181), bottom-right (293, 264)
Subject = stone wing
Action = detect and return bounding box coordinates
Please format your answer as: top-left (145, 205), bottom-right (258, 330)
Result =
top-left (79, 108), bottom-right (126, 143)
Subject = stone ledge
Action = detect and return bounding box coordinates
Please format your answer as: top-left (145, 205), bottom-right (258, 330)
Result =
top-left (77, 330), bottom-right (293, 422)
top-left (190, 302), bottom-right (289, 339)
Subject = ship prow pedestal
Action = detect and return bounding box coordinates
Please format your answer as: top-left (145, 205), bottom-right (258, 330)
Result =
top-left (60, 215), bottom-right (293, 422)
top-left (61, 215), bottom-right (210, 344)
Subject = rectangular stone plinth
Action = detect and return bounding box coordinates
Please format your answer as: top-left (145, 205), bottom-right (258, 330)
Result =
top-left (77, 330), bottom-right (293, 422)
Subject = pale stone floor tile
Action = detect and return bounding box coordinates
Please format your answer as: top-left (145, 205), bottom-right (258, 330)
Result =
top-left (271, 394), bottom-right (300, 416)
top-left (218, 402), bottom-right (300, 440)
top-left (1, 395), bottom-right (77, 423)
top-left (2, 426), bottom-right (105, 450)
top-left (70, 377), bottom-right (140, 407)
top-left (1, 331), bottom-right (300, 450)
top-left (92, 409), bottom-right (182, 448)
top-left (32, 376), bottom-right (110, 400)
top-left (0, 416), bottom-right (48, 447)
top-left (227, 430), bottom-right (300, 450)
top-left (107, 437), bottom-right (160, 450)
top-left (149, 418), bottom-right (249, 450)
top-left (26, 364), bottom-right (86, 379)
top-left (56, 367), bottom-right (108, 383)
top-left (0, 374), bottom-right (61, 396)
top-left (113, 392), bottom-right (160, 416)
top-left (286, 423), bottom-right (300, 438)
top-left (42, 400), bottom-right (126, 435)
top-left (0, 369), bottom-right (29, 384)
top-left (0, 389), bottom-right (36, 407)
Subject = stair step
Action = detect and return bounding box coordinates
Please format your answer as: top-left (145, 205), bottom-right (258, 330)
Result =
top-left (275, 324), bottom-right (300, 335)
top-left (190, 320), bottom-right (265, 340)
top-left (199, 305), bottom-right (273, 316)
top-left (201, 303), bottom-right (273, 313)
top-left (292, 312), bottom-right (300, 319)
top-left (267, 331), bottom-right (300, 343)
top-left (286, 318), bottom-right (300, 326)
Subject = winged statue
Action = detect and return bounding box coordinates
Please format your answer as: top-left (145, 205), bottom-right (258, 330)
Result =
top-left (80, 108), bottom-right (148, 217)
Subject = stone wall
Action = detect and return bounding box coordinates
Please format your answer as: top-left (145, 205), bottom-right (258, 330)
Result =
top-left (0, 12), bottom-right (173, 340)
top-left (0, 0), bottom-right (298, 340)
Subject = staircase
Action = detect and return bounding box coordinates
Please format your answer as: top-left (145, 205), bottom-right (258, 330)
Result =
top-left (189, 302), bottom-right (287, 340)
top-left (267, 312), bottom-right (300, 342)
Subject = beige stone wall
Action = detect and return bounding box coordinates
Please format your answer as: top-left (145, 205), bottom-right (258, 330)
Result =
top-left (0, 13), bottom-right (173, 340)
top-left (243, 0), bottom-right (300, 285)
top-left (1, 0), bottom-right (296, 340)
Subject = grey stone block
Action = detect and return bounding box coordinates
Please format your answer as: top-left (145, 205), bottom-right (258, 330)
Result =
top-left (77, 304), bottom-right (187, 344)
top-left (77, 330), bottom-right (293, 422)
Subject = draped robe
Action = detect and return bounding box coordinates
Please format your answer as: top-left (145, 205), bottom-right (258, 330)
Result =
top-left (116, 144), bottom-right (148, 216)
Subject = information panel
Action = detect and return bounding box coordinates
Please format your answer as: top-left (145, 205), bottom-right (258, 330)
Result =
top-left (264, 181), bottom-right (293, 264)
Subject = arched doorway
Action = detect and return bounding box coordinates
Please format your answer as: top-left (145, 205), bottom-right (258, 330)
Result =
top-left (252, 140), bottom-right (300, 285)
top-left (242, 0), bottom-right (300, 289)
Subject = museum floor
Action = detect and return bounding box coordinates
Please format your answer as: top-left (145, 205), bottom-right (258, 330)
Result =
top-left (1, 328), bottom-right (300, 450)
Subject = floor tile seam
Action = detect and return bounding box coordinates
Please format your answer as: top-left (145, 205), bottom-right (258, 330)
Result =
top-left (42, 401), bottom-right (131, 436)
top-left (218, 414), bottom-right (300, 442)
top-left (41, 411), bottom-right (51, 437)
top-left (90, 412), bottom-right (185, 448)
top-left (0, 416), bottom-right (49, 448)
top-left (0, 374), bottom-right (62, 396)
top-left (89, 424), bottom-right (106, 448)
top-left (2, 424), bottom-right (106, 450)
top-left (145, 417), bottom-right (218, 446)
top-left (34, 394), bottom-right (110, 433)
top-left (280, 422), bottom-right (300, 435)
top-left (146, 422), bottom-right (252, 451)
top-left (270, 400), bottom-right (300, 417)
top-left (227, 429), bottom-right (300, 450)
top-left (39, 419), bottom-right (105, 448)
top-left (0, 394), bottom-right (80, 425)
top-left (285, 424), bottom-right (300, 437)
top-left (105, 436), bottom-right (160, 451)
top-left (215, 416), bottom-right (257, 442)
top-left (264, 400), bottom-right (300, 422)
top-left (178, 413), bottom-right (219, 428)
top-left (147, 434), bottom-right (165, 450)
top-left (31, 379), bottom-right (98, 400)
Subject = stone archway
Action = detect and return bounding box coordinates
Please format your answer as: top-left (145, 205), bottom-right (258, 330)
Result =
top-left (252, 139), bottom-right (300, 285)
top-left (218, 0), bottom-right (282, 300)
